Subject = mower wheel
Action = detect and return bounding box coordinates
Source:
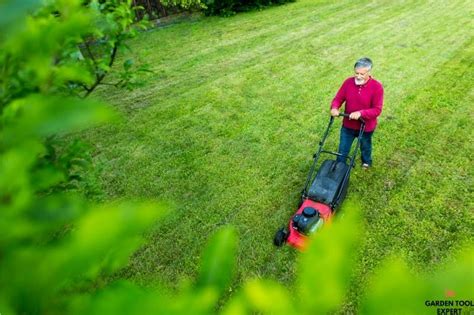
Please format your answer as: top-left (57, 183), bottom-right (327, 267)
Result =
top-left (274, 228), bottom-right (289, 247)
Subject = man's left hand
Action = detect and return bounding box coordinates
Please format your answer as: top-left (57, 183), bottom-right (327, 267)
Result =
top-left (349, 111), bottom-right (362, 120)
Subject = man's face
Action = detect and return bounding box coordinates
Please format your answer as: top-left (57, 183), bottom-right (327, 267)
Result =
top-left (354, 67), bottom-right (371, 85)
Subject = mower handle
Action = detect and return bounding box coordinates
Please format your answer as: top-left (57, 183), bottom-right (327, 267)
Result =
top-left (338, 112), bottom-right (365, 124)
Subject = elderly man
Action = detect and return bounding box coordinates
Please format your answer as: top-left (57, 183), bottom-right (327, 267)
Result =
top-left (330, 57), bottom-right (384, 169)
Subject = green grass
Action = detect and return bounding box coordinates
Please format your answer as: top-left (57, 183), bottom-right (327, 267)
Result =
top-left (84, 0), bottom-right (473, 311)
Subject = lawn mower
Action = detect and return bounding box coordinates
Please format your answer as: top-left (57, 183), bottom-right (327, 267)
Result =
top-left (274, 113), bottom-right (365, 250)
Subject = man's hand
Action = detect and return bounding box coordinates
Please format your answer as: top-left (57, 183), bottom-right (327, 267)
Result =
top-left (330, 108), bottom-right (340, 117)
top-left (349, 111), bottom-right (361, 120)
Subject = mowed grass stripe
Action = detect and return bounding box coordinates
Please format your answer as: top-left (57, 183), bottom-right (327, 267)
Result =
top-left (363, 41), bottom-right (474, 263)
top-left (126, 0), bottom-right (466, 142)
top-left (102, 0), bottom-right (468, 115)
top-left (100, 0), bottom-right (422, 108)
top-left (101, 0), bottom-right (367, 99)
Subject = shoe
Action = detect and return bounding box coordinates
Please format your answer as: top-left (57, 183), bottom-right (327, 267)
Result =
top-left (362, 163), bottom-right (370, 169)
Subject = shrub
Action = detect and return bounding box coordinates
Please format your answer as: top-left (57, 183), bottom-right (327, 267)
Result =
top-left (202, 0), bottom-right (296, 16)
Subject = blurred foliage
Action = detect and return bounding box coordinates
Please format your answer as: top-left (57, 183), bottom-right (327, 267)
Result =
top-left (0, 1), bottom-right (164, 314)
top-left (0, 1), bottom-right (472, 315)
top-left (0, 0), bottom-right (151, 110)
top-left (360, 249), bottom-right (474, 315)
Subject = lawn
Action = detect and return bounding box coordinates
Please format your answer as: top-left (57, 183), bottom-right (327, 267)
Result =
top-left (85, 0), bottom-right (473, 311)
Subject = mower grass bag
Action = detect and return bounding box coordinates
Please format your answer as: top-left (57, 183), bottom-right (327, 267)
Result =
top-left (307, 159), bottom-right (349, 206)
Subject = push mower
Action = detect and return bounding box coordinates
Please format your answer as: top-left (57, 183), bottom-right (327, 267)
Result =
top-left (274, 113), bottom-right (365, 250)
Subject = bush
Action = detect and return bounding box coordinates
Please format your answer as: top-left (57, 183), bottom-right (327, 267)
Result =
top-left (202, 0), bottom-right (296, 16)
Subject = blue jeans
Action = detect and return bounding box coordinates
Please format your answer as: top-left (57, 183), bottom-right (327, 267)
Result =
top-left (336, 126), bottom-right (374, 165)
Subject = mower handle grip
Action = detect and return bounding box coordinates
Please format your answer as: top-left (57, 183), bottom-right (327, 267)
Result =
top-left (338, 112), bottom-right (365, 124)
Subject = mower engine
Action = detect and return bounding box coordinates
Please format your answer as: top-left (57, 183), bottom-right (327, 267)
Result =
top-left (291, 207), bottom-right (323, 235)
top-left (274, 199), bottom-right (331, 250)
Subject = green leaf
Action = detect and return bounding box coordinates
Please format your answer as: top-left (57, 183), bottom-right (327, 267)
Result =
top-left (243, 279), bottom-right (296, 314)
top-left (359, 246), bottom-right (474, 314)
top-left (30, 166), bottom-right (66, 191)
top-left (0, 0), bottom-right (41, 30)
top-left (360, 258), bottom-right (426, 315)
top-left (196, 226), bottom-right (238, 294)
top-left (71, 281), bottom-right (152, 315)
top-left (1, 94), bottom-right (118, 146)
top-left (54, 63), bottom-right (95, 86)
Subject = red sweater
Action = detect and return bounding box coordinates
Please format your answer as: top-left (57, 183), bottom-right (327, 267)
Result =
top-left (330, 76), bottom-right (384, 132)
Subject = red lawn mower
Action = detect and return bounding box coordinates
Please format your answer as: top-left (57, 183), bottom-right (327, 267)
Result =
top-left (274, 113), bottom-right (365, 250)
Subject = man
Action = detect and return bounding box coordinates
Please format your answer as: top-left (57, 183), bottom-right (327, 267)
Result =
top-left (330, 57), bottom-right (384, 169)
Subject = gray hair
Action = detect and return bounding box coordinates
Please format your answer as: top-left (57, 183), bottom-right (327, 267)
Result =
top-left (354, 57), bottom-right (373, 70)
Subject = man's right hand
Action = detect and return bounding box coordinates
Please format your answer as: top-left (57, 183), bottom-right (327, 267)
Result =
top-left (330, 108), bottom-right (340, 117)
